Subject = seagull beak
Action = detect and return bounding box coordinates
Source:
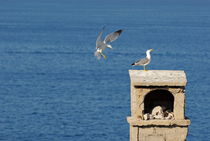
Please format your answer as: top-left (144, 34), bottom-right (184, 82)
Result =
top-left (150, 49), bottom-right (154, 52)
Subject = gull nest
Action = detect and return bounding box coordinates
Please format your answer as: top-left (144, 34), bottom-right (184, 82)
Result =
top-left (143, 106), bottom-right (174, 120)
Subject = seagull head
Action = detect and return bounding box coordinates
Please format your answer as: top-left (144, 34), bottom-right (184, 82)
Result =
top-left (149, 49), bottom-right (154, 52)
top-left (146, 49), bottom-right (154, 58)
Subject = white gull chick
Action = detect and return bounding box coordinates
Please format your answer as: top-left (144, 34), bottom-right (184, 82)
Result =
top-left (131, 49), bottom-right (154, 71)
top-left (95, 27), bottom-right (123, 59)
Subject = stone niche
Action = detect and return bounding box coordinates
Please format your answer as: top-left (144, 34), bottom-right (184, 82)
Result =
top-left (127, 70), bottom-right (190, 141)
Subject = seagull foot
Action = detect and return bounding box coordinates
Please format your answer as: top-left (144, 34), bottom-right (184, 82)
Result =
top-left (102, 54), bottom-right (107, 59)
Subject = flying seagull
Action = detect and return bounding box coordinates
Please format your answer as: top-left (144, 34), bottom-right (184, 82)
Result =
top-left (131, 49), bottom-right (154, 71)
top-left (95, 27), bottom-right (123, 59)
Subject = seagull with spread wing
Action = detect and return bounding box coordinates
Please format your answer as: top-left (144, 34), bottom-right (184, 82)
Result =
top-left (95, 27), bottom-right (123, 59)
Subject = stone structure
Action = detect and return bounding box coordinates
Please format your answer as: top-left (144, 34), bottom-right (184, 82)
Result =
top-left (127, 70), bottom-right (190, 141)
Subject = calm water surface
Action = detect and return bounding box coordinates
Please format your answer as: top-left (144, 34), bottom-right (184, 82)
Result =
top-left (0, 0), bottom-right (210, 140)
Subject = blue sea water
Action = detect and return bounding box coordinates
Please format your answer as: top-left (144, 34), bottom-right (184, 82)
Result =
top-left (0, 0), bottom-right (210, 140)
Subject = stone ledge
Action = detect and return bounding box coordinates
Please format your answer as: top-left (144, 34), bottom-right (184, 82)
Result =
top-left (127, 117), bottom-right (190, 127)
top-left (129, 70), bottom-right (187, 86)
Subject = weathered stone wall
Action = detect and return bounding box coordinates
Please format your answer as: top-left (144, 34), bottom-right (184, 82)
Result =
top-left (130, 126), bottom-right (189, 141)
top-left (130, 87), bottom-right (186, 120)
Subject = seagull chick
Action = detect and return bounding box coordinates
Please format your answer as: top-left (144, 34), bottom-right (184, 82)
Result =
top-left (95, 27), bottom-right (123, 59)
top-left (131, 49), bottom-right (154, 71)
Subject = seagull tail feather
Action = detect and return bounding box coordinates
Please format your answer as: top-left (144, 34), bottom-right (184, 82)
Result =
top-left (131, 63), bottom-right (135, 66)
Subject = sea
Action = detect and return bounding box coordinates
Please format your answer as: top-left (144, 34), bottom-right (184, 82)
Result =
top-left (0, 0), bottom-right (210, 140)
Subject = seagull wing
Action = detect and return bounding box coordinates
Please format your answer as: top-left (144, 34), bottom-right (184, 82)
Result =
top-left (132, 57), bottom-right (150, 66)
top-left (104, 29), bottom-right (123, 43)
top-left (96, 26), bottom-right (105, 48)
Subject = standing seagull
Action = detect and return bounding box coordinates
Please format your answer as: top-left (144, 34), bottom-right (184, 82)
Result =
top-left (95, 27), bottom-right (123, 59)
top-left (131, 49), bottom-right (154, 71)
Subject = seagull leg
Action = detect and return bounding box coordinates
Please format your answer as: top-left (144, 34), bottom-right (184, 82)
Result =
top-left (101, 53), bottom-right (107, 59)
top-left (145, 66), bottom-right (148, 71)
top-left (144, 66), bottom-right (148, 71)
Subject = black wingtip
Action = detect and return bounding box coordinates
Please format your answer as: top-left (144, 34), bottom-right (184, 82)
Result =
top-left (116, 29), bottom-right (123, 35)
top-left (131, 63), bottom-right (135, 66)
